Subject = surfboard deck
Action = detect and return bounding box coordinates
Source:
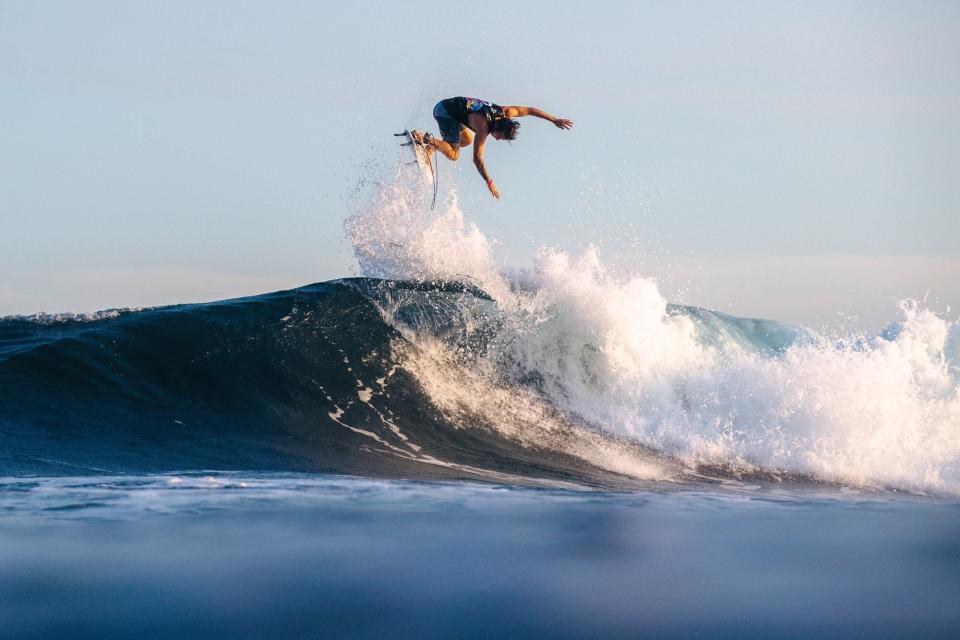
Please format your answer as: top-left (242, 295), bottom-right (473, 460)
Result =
top-left (395, 130), bottom-right (437, 209)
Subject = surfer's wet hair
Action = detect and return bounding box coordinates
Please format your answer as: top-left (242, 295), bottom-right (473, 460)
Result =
top-left (494, 118), bottom-right (520, 140)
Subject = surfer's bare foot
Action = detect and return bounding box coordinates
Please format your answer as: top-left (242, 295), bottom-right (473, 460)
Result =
top-left (411, 131), bottom-right (435, 156)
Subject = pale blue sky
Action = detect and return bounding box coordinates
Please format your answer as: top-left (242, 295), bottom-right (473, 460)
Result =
top-left (2, 1), bottom-right (958, 329)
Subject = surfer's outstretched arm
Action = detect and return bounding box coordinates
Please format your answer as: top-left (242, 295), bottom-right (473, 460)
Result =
top-left (503, 106), bottom-right (573, 130)
top-left (472, 133), bottom-right (500, 200)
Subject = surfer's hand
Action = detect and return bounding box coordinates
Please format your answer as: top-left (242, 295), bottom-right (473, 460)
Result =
top-left (487, 180), bottom-right (500, 200)
top-left (553, 118), bottom-right (573, 130)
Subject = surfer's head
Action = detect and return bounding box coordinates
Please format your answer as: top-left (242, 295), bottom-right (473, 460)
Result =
top-left (491, 118), bottom-right (520, 141)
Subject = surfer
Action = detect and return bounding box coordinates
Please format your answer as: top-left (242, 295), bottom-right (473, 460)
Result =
top-left (412, 97), bottom-right (573, 200)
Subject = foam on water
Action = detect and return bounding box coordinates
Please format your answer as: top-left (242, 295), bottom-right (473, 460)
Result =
top-left (346, 170), bottom-right (960, 495)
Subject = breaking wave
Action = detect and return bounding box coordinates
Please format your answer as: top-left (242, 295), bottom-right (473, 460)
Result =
top-left (2, 168), bottom-right (957, 495)
top-left (344, 171), bottom-right (960, 494)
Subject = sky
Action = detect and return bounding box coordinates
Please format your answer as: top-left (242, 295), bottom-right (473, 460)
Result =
top-left (1, 0), bottom-right (958, 330)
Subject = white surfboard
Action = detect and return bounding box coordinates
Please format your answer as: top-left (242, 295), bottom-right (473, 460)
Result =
top-left (395, 130), bottom-right (437, 209)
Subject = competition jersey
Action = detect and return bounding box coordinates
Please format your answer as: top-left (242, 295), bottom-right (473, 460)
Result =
top-left (440, 97), bottom-right (505, 130)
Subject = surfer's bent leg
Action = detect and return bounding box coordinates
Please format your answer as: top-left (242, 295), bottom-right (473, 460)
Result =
top-left (432, 101), bottom-right (465, 161)
top-left (429, 138), bottom-right (459, 161)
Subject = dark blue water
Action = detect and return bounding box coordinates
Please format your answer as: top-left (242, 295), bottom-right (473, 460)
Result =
top-left (0, 279), bottom-right (632, 485)
top-left (1, 474), bottom-right (958, 639)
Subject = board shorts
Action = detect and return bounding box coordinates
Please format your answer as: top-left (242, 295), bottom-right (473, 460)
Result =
top-left (433, 101), bottom-right (463, 145)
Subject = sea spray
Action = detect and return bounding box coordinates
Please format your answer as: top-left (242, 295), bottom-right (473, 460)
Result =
top-left (346, 172), bottom-right (960, 494)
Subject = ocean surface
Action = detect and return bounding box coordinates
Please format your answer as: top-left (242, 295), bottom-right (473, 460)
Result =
top-left (2, 175), bottom-right (959, 637)
top-left (3, 474), bottom-right (959, 639)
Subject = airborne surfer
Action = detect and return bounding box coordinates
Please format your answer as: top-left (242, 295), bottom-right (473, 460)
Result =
top-left (411, 97), bottom-right (573, 200)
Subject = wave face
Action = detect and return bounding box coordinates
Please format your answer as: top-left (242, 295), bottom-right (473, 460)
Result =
top-left (0, 280), bottom-right (669, 486)
top-left (4, 172), bottom-right (959, 494)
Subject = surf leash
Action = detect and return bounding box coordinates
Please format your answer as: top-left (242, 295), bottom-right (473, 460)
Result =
top-left (429, 137), bottom-right (438, 211)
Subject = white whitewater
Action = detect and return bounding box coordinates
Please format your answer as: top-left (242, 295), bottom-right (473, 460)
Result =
top-left (346, 169), bottom-right (960, 495)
